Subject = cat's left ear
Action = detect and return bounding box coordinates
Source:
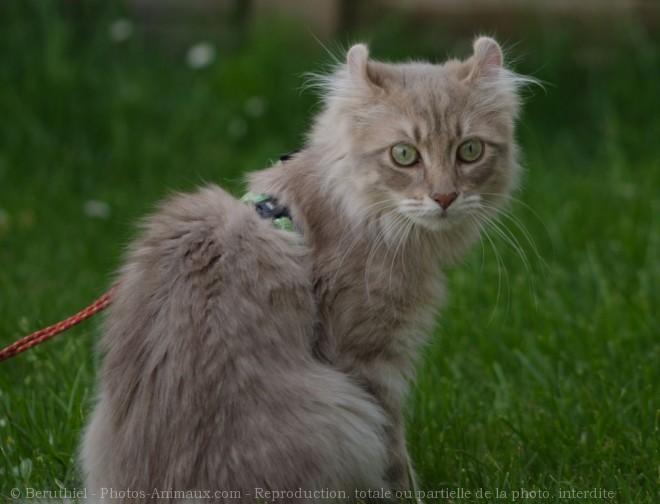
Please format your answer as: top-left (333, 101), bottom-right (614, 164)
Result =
top-left (466, 36), bottom-right (503, 81)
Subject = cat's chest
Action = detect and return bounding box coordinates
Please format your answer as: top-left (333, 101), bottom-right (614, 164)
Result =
top-left (310, 233), bottom-right (445, 365)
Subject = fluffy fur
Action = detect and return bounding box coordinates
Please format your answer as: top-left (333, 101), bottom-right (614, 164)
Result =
top-left (82, 37), bottom-right (529, 502)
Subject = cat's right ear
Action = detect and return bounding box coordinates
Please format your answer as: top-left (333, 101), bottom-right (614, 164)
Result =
top-left (465, 36), bottom-right (504, 83)
top-left (346, 44), bottom-right (382, 93)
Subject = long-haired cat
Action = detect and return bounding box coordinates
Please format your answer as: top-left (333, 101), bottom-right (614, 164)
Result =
top-left (82, 37), bottom-right (530, 502)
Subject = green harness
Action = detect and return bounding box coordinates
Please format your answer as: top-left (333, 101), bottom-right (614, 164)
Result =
top-left (241, 192), bottom-right (294, 232)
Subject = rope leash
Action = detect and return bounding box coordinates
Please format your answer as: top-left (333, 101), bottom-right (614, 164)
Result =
top-left (0, 286), bottom-right (117, 363)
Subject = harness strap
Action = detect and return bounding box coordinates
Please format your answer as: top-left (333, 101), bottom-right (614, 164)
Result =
top-left (241, 192), bottom-right (294, 232)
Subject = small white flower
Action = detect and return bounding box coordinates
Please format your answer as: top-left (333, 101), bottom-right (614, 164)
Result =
top-left (109, 18), bottom-right (134, 43)
top-left (16, 458), bottom-right (33, 480)
top-left (244, 96), bottom-right (268, 118)
top-left (83, 200), bottom-right (112, 219)
top-left (186, 43), bottom-right (216, 70)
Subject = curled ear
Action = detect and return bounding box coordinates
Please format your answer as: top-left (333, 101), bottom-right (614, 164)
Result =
top-left (467, 36), bottom-right (503, 81)
top-left (347, 44), bottom-right (369, 84)
top-left (346, 43), bottom-right (385, 92)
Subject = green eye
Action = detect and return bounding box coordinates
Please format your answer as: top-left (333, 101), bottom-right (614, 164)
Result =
top-left (457, 139), bottom-right (484, 163)
top-left (390, 143), bottom-right (420, 167)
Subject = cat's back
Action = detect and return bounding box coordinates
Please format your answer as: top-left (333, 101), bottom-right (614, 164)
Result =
top-left (85, 185), bottom-right (316, 492)
top-left (102, 184), bottom-right (314, 368)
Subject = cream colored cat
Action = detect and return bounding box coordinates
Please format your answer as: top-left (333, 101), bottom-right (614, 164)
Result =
top-left (82, 37), bottom-right (530, 502)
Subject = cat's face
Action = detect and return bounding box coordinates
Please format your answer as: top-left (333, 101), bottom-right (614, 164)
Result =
top-left (314, 38), bottom-right (526, 235)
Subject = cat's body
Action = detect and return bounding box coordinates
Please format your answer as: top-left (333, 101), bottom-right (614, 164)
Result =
top-left (82, 38), bottom-right (529, 502)
top-left (82, 187), bottom-right (389, 499)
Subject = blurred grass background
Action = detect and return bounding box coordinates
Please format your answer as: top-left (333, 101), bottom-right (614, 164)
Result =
top-left (0, 0), bottom-right (658, 501)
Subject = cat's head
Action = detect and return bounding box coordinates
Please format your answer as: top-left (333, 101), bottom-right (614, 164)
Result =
top-left (309, 37), bottom-right (532, 240)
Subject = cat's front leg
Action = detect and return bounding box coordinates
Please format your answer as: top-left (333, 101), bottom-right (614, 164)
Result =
top-left (384, 409), bottom-right (412, 492)
top-left (356, 375), bottom-right (415, 495)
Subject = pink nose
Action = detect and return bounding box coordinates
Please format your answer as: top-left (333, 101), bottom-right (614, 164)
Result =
top-left (432, 191), bottom-right (458, 210)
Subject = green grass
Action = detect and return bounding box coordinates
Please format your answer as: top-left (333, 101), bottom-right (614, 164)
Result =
top-left (0, 2), bottom-right (658, 502)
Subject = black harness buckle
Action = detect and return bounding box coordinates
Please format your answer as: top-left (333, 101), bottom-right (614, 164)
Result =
top-left (254, 197), bottom-right (291, 220)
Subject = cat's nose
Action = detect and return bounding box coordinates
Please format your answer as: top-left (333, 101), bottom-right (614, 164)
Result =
top-left (431, 191), bottom-right (458, 210)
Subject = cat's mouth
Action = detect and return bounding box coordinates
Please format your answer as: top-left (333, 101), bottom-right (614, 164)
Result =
top-left (394, 196), bottom-right (476, 233)
top-left (428, 212), bottom-right (461, 231)
top-left (404, 207), bottom-right (463, 232)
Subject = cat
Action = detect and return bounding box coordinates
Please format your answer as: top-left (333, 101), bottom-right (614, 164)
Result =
top-left (81, 36), bottom-right (530, 502)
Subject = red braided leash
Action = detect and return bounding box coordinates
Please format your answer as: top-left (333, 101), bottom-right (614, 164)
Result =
top-left (0, 285), bottom-right (117, 363)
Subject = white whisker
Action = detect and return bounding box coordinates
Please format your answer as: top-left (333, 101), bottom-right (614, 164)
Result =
top-left (330, 199), bottom-right (400, 290)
